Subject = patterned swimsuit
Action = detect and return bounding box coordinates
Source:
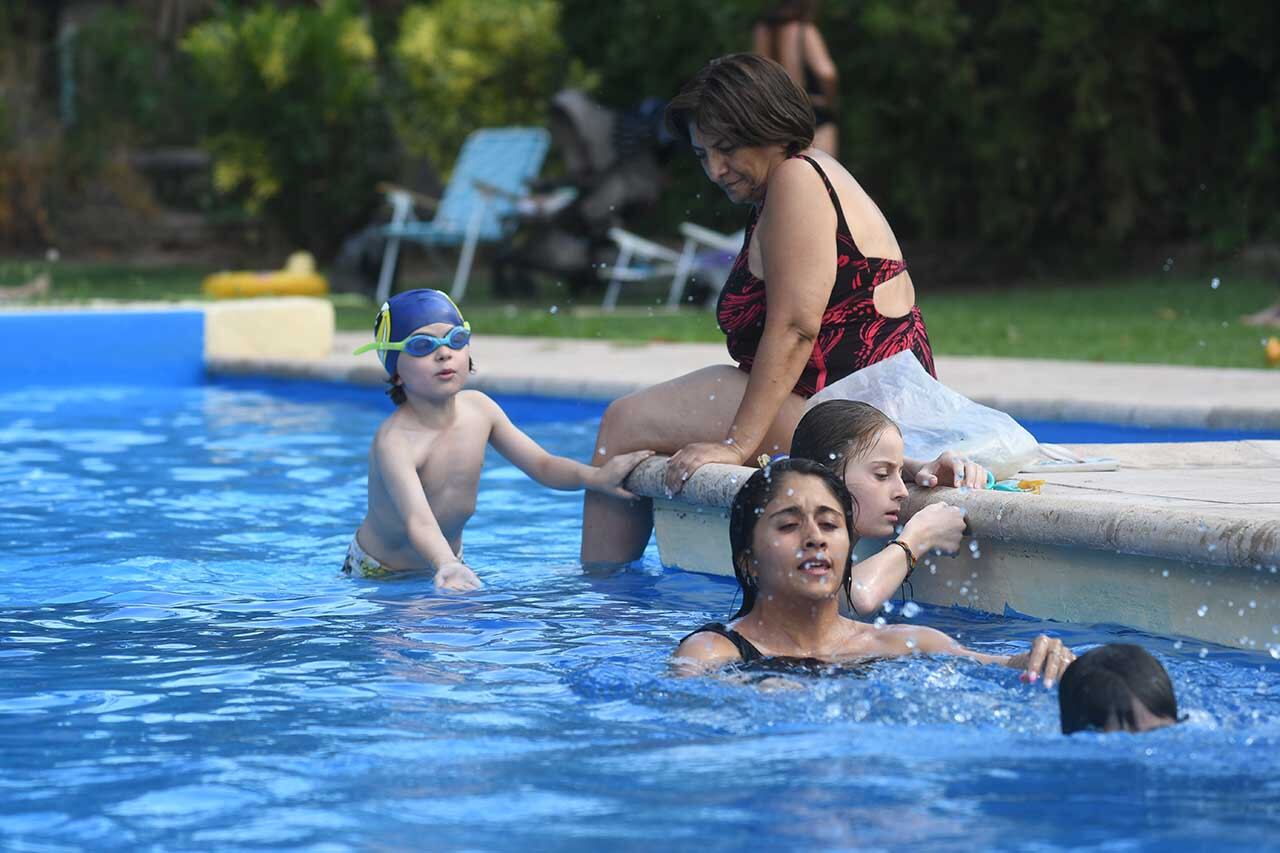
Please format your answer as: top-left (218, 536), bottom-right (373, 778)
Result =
top-left (715, 154), bottom-right (936, 397)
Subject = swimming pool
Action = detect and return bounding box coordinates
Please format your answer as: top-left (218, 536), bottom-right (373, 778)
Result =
top-left (2, 380), bottom-right (1277, 850)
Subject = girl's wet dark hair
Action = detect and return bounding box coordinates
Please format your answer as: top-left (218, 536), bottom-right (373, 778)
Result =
top-left (1058, 644), bottom-right (1179, 734)
top-left (727, 457), bottom-right (857, 619)
top-left (790, 400), bottom-right (901, 478)
top-left (665, 53), bottom-right (815, 156)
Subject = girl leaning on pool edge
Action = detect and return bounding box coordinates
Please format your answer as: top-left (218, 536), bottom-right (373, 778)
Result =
top-left (582, 53), bottom-right (981, 567)
top-left (672, 458), bottom-right (1074, 682)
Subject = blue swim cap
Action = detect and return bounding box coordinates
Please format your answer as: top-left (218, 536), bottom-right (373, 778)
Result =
top-left (372, 289), bottom-right (467, 376)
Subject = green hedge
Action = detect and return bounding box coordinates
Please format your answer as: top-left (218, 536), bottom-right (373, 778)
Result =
top-left (562, 0), bottom-right (1280, 254)
top-left (181, 0), bottom-right (396, 255)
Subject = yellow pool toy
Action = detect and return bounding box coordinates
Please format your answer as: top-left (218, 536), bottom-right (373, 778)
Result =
top-left (203, 252), bottom-right (328, 299)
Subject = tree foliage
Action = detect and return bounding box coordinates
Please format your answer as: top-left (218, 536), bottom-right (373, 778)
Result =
top-left (562, 0), bottom-right (1280, 253)
top-left (182, 0), bottom-right (396, 255)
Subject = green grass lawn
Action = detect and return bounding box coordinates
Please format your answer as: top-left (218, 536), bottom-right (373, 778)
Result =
top-left (3, 257), bottom-right (1276, 368)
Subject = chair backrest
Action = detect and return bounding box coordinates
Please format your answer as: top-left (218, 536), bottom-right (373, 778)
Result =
top-left (434, 127), bottom-right (551, 241)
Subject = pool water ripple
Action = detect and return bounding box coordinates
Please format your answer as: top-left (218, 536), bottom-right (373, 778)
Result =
top-left (1, 382), bottom-right (1277, 851)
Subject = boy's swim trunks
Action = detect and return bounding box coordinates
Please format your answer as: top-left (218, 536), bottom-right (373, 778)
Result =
top-left (341, 535), bottom-right (462, 579)
top-left (342, 535), bottom-right (395, 579)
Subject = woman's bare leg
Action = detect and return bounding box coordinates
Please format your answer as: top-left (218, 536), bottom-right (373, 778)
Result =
top-left (581, 365), bottom-right (807, 565)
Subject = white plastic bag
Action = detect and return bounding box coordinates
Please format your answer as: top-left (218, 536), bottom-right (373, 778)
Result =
top-left (806, 351), bottom-right (1041, 479)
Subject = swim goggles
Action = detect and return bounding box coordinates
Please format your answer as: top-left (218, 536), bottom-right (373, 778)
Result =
top-left (353, 323), bottom-right (471, 358)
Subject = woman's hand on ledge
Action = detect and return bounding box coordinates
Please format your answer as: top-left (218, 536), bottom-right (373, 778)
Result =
top-left (664, 440), bottom-right (747, 496)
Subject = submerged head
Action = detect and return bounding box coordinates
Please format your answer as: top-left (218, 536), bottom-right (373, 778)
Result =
top-left (791, 400), bottom-right (906, 538)
top-left (1058, 644), bottom-right (1179, 735)
top-left (354, 289), bottom-right (472, 404)
top-left (665, 53), bottom-right (814, 204)
top-left (727, 457), bottom-right (856, 619)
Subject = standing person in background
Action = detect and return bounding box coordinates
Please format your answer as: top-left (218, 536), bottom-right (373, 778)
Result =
top-left (753, 1), bottom-right (840, 156)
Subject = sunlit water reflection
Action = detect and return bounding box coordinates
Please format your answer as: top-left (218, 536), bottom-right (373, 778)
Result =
top-left (1, 380), bottom-right (1276, 851)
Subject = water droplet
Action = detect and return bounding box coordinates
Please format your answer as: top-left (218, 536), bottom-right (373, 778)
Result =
top-left (905, 638), bottom-right (917, 649)
top-left (1207, 543), bottom-right (1217, 552)
top-left (1197, 605), bottom-right (1208, 617)
top-left (873, 617), bottom-right (887, 629)
top-left (549, 305), bottom-right (559, 314)
top-left (828, 452), bottom-right (837, 460)
top-left (1173, 640), bottom-right (1183, 649)
top-left (1210, 277), bottom-right (1220, 289)
top-left (902, 601), bottom-right (921, 618)
top-left (1270, 648), bottom-right (1280, 660)
top-left (968, 540), bottom-right (979, 552)
top-left (882, 601), bottom-right (895, 614)
top-left (597, 446), bottom-right (606, 456)
top-left (1161, 569), bottom-right (1169, 577)
top-left (1198, 647), bottom-right (1209, 659)
top-left (786, 488), bottom-right (794, 496)
top-left (1251, 600), bottom-right (1259, 609)
top-left (959, 586), bottom-right (969, 595)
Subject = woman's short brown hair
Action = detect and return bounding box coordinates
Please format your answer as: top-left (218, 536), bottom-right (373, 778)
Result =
top-left (665, 53), bottom-right (815, 156)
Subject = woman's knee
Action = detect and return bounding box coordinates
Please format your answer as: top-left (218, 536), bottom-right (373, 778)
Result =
top-left (596, 394), bottom-right (647, 455)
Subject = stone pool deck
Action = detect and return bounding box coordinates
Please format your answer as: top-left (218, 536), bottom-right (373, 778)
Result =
top-left (208, 331), bottom-right (1280, 651)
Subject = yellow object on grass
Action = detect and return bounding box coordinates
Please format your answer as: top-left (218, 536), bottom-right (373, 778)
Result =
top-left (1266, 336), bottom-right (1280, 368)
top-left (203, 252), bottom-right (328, 299)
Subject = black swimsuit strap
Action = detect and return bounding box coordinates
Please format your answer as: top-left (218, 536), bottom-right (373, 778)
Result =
top-left (682, 622), bottom-right (765, 663)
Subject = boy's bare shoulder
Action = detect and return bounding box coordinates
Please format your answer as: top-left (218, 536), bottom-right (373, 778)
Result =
top-left (456, 390), bottom-right (505, 420)
top-left (371, 408), bottom-right (415, 449)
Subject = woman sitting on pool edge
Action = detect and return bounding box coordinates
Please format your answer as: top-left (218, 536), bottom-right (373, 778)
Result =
top-left (789, 398), bottom-right (984, 615)
top-left (672, 458), bottom-right (1075, 683)
top-left (583, 53), bottom-right (965, 568)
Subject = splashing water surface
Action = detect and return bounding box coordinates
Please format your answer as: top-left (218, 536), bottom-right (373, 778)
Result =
top-left (1, 380), bottom-right (1277, 851)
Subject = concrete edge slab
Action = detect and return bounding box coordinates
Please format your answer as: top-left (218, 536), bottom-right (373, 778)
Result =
top-left (623, 456), bottom-right (1280, 572)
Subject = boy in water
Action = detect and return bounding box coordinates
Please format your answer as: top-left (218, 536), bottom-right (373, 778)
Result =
top-left (346, 289), bottom-right (653, 590)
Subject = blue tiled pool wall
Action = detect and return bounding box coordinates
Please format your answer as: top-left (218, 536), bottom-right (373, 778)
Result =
top-left (0, 309), bottom-right (205, 388)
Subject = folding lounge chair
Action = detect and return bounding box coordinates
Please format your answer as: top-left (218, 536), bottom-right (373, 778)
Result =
top-left (375, 127), bottom-right (551, 305)
top-left (601, 222), bottom-right (744, 310)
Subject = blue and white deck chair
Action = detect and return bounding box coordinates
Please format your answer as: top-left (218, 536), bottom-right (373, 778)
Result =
top-left (375, 127), bottom-right (551, 305)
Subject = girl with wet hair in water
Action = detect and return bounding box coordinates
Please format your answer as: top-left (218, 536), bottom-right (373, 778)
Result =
top-left (788, 399), bottom-right (986, 614)
top-left (672, 458), bottom-right (1075, 683)
top-left (1058, 644), bottom-right (1180, 734)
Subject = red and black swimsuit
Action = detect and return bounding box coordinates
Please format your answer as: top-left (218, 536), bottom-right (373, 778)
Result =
top-left (715, 154), bottom-right (936, 398)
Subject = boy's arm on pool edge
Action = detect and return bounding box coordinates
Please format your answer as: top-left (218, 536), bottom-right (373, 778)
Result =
top-left (484, 396), bottom-right (653, 497)
top-left (374, 431), bottom-right (479, 589)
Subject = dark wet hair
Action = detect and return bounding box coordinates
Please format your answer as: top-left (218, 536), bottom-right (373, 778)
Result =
top-left (1058, 644), bottom-right (1179, 735)
top-left (790, 400), bottom-right (901, 479)
top-left (727, 457), bottom-right (857, 619)
top-left (665, 53), bottom-right (815, 156)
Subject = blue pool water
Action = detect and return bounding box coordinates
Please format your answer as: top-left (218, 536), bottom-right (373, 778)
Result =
top-left (1, 381), bottom-right (1278, 851)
